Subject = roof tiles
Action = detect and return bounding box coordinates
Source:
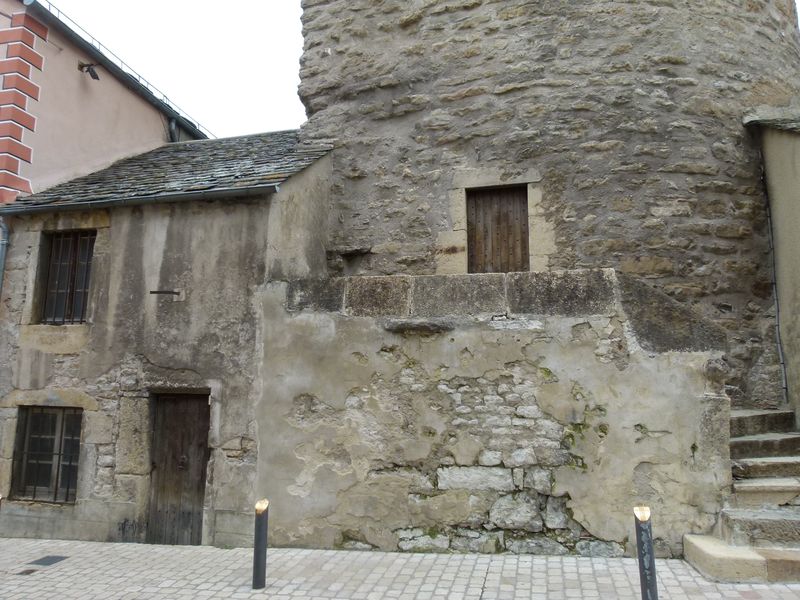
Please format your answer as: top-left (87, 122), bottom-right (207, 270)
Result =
top-left (0, 130), bottom-right (330, 214)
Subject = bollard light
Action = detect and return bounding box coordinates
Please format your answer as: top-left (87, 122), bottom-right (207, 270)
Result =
top-left (633, 506), bottom-right (659, 600)
top-left (253, 498), bottom-right (270, 590)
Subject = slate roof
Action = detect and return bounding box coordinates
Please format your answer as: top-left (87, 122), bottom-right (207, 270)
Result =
top-left (0, 130), bottom-right (331, 215)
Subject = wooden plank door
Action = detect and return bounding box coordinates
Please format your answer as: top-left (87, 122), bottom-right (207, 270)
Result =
top-left (467, 185), bottom-right (530, 273)
top-left (146, 394), bottom-right (210, 545)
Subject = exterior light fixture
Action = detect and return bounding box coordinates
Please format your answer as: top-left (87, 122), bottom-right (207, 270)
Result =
top-left (78, 61), bottom-right (100, 80)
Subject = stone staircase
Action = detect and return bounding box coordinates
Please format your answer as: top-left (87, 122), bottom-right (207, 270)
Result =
top-left (685, 408), bottom-right (800, 582)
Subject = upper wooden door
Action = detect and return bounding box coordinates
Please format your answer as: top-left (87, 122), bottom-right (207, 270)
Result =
top-left (466, 185), bottom-right (530, 273)
top-left (146, 394), bottom-right (210, 545)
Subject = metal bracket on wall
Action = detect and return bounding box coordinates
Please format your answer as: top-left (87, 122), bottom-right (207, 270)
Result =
top-left (149, 289), bottom-right (185, 302)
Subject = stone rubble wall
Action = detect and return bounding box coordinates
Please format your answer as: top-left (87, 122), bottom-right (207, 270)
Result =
top-left (257, 269), bottom-right (730, 557)
top-left (298, 0), bottom-right (800, 408)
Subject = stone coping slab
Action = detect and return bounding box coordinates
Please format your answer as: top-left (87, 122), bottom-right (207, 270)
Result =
top-left (286, 268), bottom-right (727, 353)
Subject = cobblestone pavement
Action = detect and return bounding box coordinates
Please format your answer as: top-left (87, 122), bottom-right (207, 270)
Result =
top-left (1, 538), bottom-right (799, 599)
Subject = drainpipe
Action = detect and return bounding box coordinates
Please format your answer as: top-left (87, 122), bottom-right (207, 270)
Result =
top-left (0, 217), bottom-right (8, 304)
top-left (761, 161), bottom-right (790, 408)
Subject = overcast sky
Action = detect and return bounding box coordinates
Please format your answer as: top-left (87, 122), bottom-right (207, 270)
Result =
top-left (50, 1), bottom-right (800, 140)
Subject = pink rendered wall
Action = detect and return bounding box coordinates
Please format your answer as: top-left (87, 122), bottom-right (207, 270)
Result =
top-left (0, 0), bottom-right (183, 201)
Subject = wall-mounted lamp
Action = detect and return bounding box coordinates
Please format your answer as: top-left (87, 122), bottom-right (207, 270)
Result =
top-left (78, 61), bottom-right (100, 80)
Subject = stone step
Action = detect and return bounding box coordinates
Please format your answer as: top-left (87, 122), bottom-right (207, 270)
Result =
top-left (731, 478), bottom-right (800, 507)
top-left (730, 409), bottom-right (796, 438)
top-left (730, 432), bottom-right (800, 459)
top-left (733, 456), bottom-right (800, 480)
top-left (720, 507), bottom-right (800, 548)
top-left (684, 534), bottom-right (800, 582)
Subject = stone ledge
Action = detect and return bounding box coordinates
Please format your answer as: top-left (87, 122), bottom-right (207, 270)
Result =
top-left (413, 273), bottom-right (505, 317)
top-left (284, 269), bottom-right (727, 353)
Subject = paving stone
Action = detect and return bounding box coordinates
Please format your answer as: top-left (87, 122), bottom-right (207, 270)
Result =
top-left (0, 537), bottom-right (799, 599)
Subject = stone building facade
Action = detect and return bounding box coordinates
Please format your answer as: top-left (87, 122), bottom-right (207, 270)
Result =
top-left (0, 0), bottom-right (799, 573)
top-left (298, 0), bottom-right (800, 410)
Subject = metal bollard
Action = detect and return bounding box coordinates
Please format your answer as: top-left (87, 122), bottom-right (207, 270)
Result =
top-left (634, 506), bottom-right (659, 600)
top-left (253, 499), bottom-right (269, 590)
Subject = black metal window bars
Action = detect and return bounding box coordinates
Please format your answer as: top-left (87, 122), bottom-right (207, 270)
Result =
top-left (41, 230), bottom-right (96, 325)
top-left (12, 407), bottom-right (82, 503)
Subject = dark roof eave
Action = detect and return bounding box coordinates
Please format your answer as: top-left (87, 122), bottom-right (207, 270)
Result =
top-left (22, 0), bottom-right (207, 140)
top-left (0, 183), bottom-right (281, 216)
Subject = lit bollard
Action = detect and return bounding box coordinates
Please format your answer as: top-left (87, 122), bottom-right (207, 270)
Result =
top-left (634, 506), bottom-right (659, 600)
top-left (253, 498), bottom-right (269, 590)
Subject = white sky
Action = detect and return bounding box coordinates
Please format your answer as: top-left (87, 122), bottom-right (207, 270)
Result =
top-left (48, 1), bottom-right (800, 140)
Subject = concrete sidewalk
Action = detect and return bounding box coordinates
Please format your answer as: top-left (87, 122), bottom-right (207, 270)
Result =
top-left (1, 538), bottom-right (799, 599)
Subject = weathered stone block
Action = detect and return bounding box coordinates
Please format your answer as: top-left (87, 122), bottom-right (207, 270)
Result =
top-left (576, 539), bottom-right (625, 557)
top-left (0, 409), bottom-right (17, 458)
top-left (507, 270), bottom-right (614, 316)
top-left (437, 466), bottom-right (514, 491)
top-left (506, 536), bottom-right (569, 555)
top-left (544, 496), bottom-right (569, 529)
top-left (618, 273), bottom-right (727, 352)
top-left (83, 412), bottom-right (114, 444)
top-left (490, 492), bottom-right (542, 531)
top-left (409, 490), bottom-right (472, 525)
top-left (114, 474), bottom-right (148, 507)
top-left (523, 467), bottom-right (552, 494)
top-left (382, 318), bottom-right (455, 335)
top-left (397, 533), bottom-right (450, 552)
top-left (450, 528), bottom-right (504, 553)
top-left (345, 276), bottom-right (411, 317)
top-left (115, 399), bottom-right (151, 476)
top-left (504, 447), bottom-right (537, 468)
top-left (478, 450), bottom-right (503, 466)
top-left (411, 274), bottom-right (506, 317)
top-left (0, 457), bottom-right (11, 493)
top-left (287, 278), bottom-right (345, 312)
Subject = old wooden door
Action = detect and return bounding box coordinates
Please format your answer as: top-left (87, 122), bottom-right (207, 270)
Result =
top-left (467, 185), bottom-right (530, 273)
top-left (146, 394), bottom-right (210, 545)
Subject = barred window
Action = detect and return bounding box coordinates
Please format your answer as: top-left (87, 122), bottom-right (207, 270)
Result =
top-left (40, 230), bottom-right (96, 324)
top-left (12, 407), bottom-right (82, 503)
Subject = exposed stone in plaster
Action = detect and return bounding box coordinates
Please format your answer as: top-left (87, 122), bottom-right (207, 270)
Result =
top-left (258, 271), bottom-right (729, 556)
top-left (299, 0), bottom-right (798, 407)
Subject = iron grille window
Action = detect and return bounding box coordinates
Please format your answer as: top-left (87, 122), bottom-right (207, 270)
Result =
top-left (11, 407), bottom-right (82, 503)
top-left (41, 230), bottom-right (96, 324)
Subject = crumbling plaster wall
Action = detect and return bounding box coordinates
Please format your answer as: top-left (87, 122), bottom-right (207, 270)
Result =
top-left (256, 269), bottom-right (730, 557)
top-left (298, 0), bottom-right (800, 408)
top-left (0, 156), bottom-right (331, 545)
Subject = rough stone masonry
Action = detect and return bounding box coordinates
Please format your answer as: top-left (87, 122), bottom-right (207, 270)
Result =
top-left (256, 270), bottom-right (730, 557)
top-left (297, 0), bottom-right (800, 409)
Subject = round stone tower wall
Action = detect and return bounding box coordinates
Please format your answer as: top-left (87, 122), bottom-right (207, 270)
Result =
top-left (298, 0), bottom-right (800, 407)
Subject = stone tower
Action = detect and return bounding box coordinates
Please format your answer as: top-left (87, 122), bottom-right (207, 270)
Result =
top-left (298, 0), bottom-right (800, 409)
